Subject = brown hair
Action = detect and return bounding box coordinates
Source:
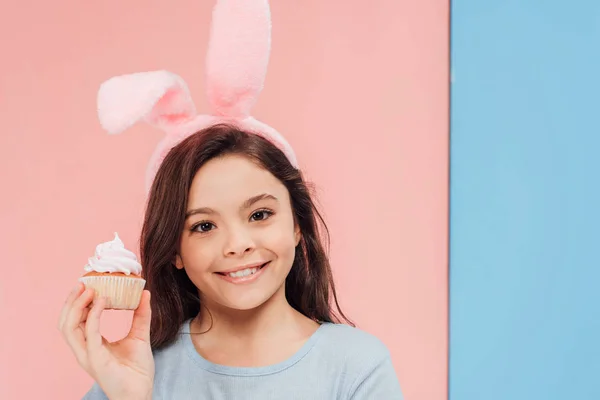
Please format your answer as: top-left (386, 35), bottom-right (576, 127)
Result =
top-left (140, 124), bottom-right (353, 350)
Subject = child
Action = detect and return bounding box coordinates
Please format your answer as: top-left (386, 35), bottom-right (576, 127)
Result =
top-left (58, 1), bottom-right (403, 399)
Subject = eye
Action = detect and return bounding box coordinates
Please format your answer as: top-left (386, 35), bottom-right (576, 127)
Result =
top-left (250, 210), bottom-right (273, 222)
top-left (192, 222), bottom-right (215, 233)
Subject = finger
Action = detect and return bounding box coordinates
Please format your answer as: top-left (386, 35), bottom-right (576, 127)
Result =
top-left (63, 288), bottom-right (95, 366)
top-left (85, 296), bottom-right (106, 353)
top-left (58, 282), bottom-right (84, 330)
top-left (64, 288), bottom-right (95, 334)
top-left (128, 290), bottom-right (152, 342)
top-left (78, 307), bottom-right (91, 338)
top-left (81, 306), bottom-right (90, 324)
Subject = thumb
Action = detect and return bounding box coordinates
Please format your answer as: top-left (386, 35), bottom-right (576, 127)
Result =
top-left (128, 290), bottom-right (152, 342)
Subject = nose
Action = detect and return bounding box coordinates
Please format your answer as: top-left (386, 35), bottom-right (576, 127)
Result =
top-left (223, 226), bottom-right (255, 257)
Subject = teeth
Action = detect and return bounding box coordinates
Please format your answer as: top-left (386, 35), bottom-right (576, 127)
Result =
top-left (228, 267), bottom-right (258, 278)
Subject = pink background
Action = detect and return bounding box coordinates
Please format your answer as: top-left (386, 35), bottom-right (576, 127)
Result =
top-left (0, 1), bottom-right (448, 398)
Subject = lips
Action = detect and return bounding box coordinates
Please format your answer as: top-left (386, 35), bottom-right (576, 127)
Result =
top-left (215, 261), bottom-right (269, 276)
top-left (215, 261), bottom-right (270, 284)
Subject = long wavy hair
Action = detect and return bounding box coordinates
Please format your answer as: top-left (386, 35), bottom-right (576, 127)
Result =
top-left (140, 124), bottom-right (353, 350)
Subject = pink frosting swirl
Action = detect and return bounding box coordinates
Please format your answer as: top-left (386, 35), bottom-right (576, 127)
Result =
top-left (84, 233), bottom-right (142, 275)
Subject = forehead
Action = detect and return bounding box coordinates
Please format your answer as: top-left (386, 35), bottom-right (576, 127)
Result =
top-left (188, 155), bottom-right (287, 207)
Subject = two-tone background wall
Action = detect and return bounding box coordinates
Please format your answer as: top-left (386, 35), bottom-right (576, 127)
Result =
top-left (2, 1), bottom-right (598, 399)
top-left (0, 1), bottom-right (447, 399)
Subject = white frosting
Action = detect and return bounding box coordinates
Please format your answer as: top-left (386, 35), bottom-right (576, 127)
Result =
top-left (84, 232), bottom-right (142, 275)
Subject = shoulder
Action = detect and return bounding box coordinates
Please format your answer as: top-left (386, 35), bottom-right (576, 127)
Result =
top-left (151, 323), bottom-right (190, 365)
top-left (311, 323), bottom-right (403, 398)
top-left (314, 322), bottom-right (392, 364)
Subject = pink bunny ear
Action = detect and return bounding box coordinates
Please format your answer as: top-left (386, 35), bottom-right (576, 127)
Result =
top-left (205, 0), bottom-right (271, 118)
top-left (97, 70), bottom-right (197, 134)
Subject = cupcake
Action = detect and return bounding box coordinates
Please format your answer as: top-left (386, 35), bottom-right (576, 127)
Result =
top-left (79, 232), bottom-right (146, 310)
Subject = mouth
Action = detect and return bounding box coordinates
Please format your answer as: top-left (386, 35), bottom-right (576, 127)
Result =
top-left (215, 262), bottom-right (270, 284)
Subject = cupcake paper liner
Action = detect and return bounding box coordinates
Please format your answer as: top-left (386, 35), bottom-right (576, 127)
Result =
top-left (79, 275), bottom-right (146, 310)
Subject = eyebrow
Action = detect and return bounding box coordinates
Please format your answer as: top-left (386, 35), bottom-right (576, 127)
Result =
top-left (185, 193), bottom-right (279, 219)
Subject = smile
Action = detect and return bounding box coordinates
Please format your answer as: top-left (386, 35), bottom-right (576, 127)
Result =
top-left (215, 262), bottom-right (270, 284)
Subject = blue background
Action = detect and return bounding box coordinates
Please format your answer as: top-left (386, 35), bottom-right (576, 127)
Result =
top-left (450, 1), bottom-right (600, 398)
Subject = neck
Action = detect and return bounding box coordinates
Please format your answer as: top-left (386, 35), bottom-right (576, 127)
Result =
top-left (194, 287), bottom-right (300, 340)
top-left (189, 286), bottom-right (321, 368)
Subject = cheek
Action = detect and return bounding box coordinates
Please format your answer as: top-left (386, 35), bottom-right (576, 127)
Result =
top-left (180, 237), bottom-right (215, 274)
top-left (263, 221), bottom-right (298, 263)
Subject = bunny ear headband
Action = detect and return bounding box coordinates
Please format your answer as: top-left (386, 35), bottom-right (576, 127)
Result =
top-left (97, 0), bottom-right (297, 191)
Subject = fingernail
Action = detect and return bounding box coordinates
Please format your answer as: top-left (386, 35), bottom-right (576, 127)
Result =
top-left (73, 283), bottom-right (81, 293)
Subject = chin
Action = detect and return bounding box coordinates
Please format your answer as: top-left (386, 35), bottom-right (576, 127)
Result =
top-left (220, 289), bottom-right (279, 311)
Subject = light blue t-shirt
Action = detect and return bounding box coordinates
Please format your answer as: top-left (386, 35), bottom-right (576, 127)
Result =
top-left (83, 320), bottom-right (403, 399)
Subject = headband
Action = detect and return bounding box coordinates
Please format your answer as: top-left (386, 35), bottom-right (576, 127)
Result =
top-left (96, 0), bottom-right (298, 191)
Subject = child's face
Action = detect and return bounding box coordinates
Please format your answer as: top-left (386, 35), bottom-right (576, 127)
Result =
top-left (176, 154), bottom-right (300, 311)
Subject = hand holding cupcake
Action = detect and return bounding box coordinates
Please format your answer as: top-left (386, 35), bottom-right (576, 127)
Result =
top-left (58, 233), bottom-right (155, 399)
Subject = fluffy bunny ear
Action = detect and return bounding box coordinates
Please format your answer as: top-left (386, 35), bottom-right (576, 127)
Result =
top-left (97, 70), bottom-right (197, 134)
top-left (205, 0), bottom-right (271, 118)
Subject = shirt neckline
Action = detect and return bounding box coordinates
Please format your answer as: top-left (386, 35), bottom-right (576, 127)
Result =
top-left (181, 319), bottom-right (330, 376)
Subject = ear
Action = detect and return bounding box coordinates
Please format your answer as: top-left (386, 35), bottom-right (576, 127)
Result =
top-left (97, 70), bottom-right (197, 134)
top-left (174, 254), bottom-right (185, 270)
top-left (294, 224), bottom-right (302, 246)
